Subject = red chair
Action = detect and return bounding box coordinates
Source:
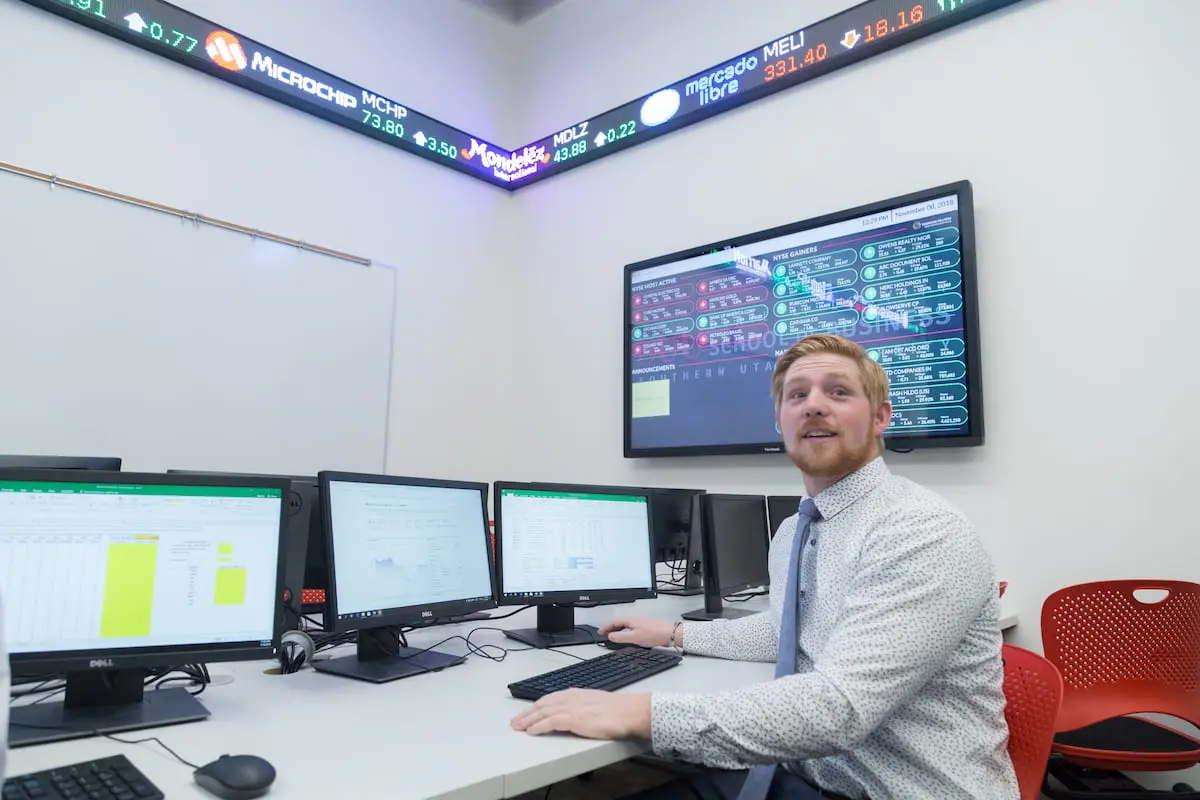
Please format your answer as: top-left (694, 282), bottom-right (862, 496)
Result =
top-left (1040, 580), bottom-right (1200, 798)
top-left (1002, 644), bottom-right (1064, 800)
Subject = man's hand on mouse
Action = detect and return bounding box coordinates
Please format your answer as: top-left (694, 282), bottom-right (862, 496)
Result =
top-left (510, 689), bottom-right (651, 740)
top-left (598, 616), bottom-right (677, 648)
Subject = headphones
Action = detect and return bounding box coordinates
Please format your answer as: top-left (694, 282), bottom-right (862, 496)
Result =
top-left (279, 629), bottom-right (315, 675)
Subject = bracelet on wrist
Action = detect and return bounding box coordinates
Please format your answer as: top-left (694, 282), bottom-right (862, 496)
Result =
top-left (670, 621), bottom-right (683, 652)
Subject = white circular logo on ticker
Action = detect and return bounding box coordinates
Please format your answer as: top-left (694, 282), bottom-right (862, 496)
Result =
top-left (640, 89), bottom-right (681, 127)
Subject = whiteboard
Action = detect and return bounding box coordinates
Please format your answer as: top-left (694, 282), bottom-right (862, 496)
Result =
top-left (0, 171), bottom-right (395, 475)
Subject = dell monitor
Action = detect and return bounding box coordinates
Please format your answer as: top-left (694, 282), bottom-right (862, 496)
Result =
top-left (0, 455), bottom-right (121, 471)
top-left (494, 482), bottom-right (656, 648)
top-left (169, 470), bottom-right (330, 626)
top-left (1, 470), bottom-right (287, 747)
top-left (767, 495), bottom-right (805, 539)
top-left (624, 180), bottom-right (984, 457)
top-left (682, 494), bottom-right (771, 621)
top-left (649, 488), bottom-right (706, 596)
top-left (315, 471), bottom-right (496, 683)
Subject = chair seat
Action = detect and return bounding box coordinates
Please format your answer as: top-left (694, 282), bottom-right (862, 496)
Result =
top-left (1055, 716), bottom-right (1200, 771)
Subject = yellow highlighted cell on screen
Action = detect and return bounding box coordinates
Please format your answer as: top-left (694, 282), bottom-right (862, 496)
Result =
top-left (100, 543), bottom-right (157, 638)
top-left (134, 535), bottom-right (159, 541)
top-left (631, 379), bottom-right (671, 418)
top-left (215, 567), bottom-right (247, 605)
top-left (218, 543), bottom-right (234, 555)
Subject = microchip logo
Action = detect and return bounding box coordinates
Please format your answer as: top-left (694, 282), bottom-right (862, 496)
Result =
top-left (206, 31), bottom-right (247, 71)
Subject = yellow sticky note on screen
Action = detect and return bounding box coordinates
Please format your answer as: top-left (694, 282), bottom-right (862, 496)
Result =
top-left (632, 379), bottom-right (671, 418)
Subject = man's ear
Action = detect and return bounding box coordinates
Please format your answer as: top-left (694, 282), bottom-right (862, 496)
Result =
top-left (873, 401), bottom-right (892, 437)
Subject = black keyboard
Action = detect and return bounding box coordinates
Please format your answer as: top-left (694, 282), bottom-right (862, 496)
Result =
top-left (508, 647), bottom-right (683, 700)
top-left (2, 754), bottom-right (164, 800)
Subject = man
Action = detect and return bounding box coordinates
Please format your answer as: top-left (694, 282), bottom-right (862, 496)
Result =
top-left (511, 333), bottom-right (1019, 800)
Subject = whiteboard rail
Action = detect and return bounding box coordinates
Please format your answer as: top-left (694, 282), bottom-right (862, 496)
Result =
top-left (0, 160), bottom-right (398, 474)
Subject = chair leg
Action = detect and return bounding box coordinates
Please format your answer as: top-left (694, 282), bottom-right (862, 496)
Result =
top-left (1042, 759), bottom-right (1200, 800)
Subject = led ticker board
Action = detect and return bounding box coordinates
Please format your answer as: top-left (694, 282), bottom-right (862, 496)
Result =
top-left (525, 0), bottom-right (1021, 186)
top-left (19, 0), bottom-right (516, 187)
top-left (21, 0), bottom-right (1022, 190)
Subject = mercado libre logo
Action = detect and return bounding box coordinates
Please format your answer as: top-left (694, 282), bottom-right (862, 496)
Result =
top-left (206, 31), bottom-right (247, 71)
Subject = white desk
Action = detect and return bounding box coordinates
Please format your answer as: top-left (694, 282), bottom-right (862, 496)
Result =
top-left (6, 594), bottom-right (1018, 799)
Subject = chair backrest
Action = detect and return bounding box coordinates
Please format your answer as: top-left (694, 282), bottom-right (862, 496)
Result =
top-left (1002, 644), bottom-right (1064, 800)
top-left (1040, 580), bottom-right (1200, 731)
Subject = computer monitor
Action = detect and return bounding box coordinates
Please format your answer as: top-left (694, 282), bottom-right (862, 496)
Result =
top-left (624, 181), bottom-right (985, 457)
top-left (767, 495), bottom-right (805, 539)
top-left (493, 482), bottom-right (656, 648)
top-left (682, 494), bottom-right (771, 622)
top-left (0, 470), bottom-right (287, 747)
top-left (315, 471), bottom-right (496, 683)
top-left (0, 455), bottom-right (121, 471)
top-left (168, 470), bottom-right (330, 626)
top-left (648, 488), bottom-right (705, 596)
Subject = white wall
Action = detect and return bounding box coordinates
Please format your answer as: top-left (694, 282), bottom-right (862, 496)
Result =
top-left (4, 0), bottom-right (1196, 639)
top-left (0, 0), bottom-right (521, 483)
top-left (509, 0), bottom-right (1200, 661)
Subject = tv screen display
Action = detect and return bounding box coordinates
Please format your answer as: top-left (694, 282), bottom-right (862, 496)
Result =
top-left (624, 180), bottom-right (984, 457)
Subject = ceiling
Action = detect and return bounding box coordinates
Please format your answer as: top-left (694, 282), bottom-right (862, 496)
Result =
top-left (459, 0), bottom-right (569, 23)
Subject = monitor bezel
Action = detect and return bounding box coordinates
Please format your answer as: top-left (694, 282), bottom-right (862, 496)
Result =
top-left (701, 493), bottom-right (771, 597)
top-left (1, 469), bottom-right (288, 674)
top-left (623, 179), bottom-right (985, 458)
top-left (0, 455), bottom-right (121, 471)
top-left (766, 495), bottom-right (805, 539)
top-left (318, 471), bottom-right (497, 634)
top-left (493, 481), bottom-right (658, 607)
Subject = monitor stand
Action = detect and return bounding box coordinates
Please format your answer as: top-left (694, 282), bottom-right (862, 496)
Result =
top-left (423, 611), bottom-right (492, 626)
top-left (9, 669), bottom-right (210, 748)
top-left (681, 585), bottom-right (760, 621)
top-left (312, 626), bottom-right (466, 683)
top-left (503, 604), bottom-right (601, 649)
top-left (681, 605), bottom-right (758, 621)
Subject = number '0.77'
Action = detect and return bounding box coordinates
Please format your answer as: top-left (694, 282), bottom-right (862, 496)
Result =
top-left (146, 21), bottom-right (199, 52)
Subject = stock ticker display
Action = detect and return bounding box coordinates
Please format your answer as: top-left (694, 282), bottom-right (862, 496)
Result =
top-left (625, 187), bottom-right (981, 456)
top-left (23, 0), bottom-right (1022, 189)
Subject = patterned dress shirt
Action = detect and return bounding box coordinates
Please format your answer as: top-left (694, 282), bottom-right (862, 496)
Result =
top-left (650, 457), bottom-right (1020, 800)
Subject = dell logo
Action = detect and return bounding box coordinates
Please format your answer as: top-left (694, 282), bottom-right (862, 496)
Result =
top-left (421, 610), bottom-right (433, 618)
top-left (579, 595), bottom-right (590, 601)
top-left (89, 658), bottom-right (115, 669)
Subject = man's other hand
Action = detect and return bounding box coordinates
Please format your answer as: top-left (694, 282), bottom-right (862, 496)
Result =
top-left (510, 689), bottom-right (652, 739)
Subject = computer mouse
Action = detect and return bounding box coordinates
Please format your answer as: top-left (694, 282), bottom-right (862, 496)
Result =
top-left (601, 639), bottom-right (647, 650)
top-left (194, 754), bottom-right (277, 799)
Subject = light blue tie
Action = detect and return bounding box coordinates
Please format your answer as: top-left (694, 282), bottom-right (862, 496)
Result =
top-left (736, 498), bottom-right (821, 800)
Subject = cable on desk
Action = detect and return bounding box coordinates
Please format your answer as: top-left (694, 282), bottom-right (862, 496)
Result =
top-left (9, 677), bottom-right (64, 703)
top-left (148, 664), bottom-right (211, 696)
top-left (7, 718), bottom-right (203, 771)
top-left (10, 666), bottom-right (210, 708)
top-left (101, 731), bottom-right (202, 770)
top-left (312, 630), bottom-right (358, 653)
top-left (284, 601), bottom-right (327, 632)
top-left (480, 604), bottom-right (534, 621)
top-left (723, 591), bottom-right (767, 602)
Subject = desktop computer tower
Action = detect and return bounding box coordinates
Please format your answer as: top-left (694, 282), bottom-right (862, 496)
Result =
top-left (657, 493), bottom-right (705, 596)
